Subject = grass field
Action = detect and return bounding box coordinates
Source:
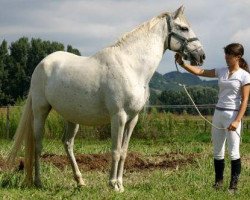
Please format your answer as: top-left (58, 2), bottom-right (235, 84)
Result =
top-left (1, 108), bottom-right (250, 199)
top-left (1, 137), bottom-right (250, 200)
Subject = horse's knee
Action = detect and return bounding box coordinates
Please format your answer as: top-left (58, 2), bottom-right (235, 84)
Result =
top-left (112, 150), bottom-right (121, 161)
top-left (120, 150), bottom-right (127, 161)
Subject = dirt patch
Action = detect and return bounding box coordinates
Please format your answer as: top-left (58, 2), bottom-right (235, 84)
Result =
top-left (0, 152), bottom-right (199, 172)
top-left (41, 152), bottom-right (198, 172)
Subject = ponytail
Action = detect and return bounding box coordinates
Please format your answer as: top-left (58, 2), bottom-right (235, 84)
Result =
top-left (239, 57), bottom-right (249, 72)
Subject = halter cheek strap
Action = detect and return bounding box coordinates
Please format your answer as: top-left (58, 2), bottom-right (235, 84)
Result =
top-left (167, 17), bottom-right (199, 55)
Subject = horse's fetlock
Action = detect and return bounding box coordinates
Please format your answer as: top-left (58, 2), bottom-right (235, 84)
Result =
top-left (109, 179), bottom-right (117, 187)
top-left (74, 172), bottom-right (82, 180)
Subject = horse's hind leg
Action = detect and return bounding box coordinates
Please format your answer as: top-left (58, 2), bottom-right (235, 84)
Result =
top-left (33, 103), bottom-right (51, 187)
top-left (62, 121), bottom-right (85, 186)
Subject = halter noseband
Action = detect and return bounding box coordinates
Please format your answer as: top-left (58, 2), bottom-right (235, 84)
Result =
top-left (167, 16), bottom-right (199, 59)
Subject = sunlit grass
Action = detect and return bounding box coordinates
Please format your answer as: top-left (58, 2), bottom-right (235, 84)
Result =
top-left (1, 138), bottom-right (250, 199)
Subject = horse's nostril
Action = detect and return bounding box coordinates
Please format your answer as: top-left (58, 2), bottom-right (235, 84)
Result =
top-left (200, 54), bottom-right (206, 60)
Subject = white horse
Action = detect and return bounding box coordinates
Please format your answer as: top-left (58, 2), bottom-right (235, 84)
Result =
top-left (8, 6), bottom-right (205, 192)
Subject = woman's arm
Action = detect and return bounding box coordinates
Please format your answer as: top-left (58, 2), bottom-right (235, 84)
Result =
top-left (175, 53), bottom-right (216, 78)
top-left (228, 84), bottom-right (250, 131)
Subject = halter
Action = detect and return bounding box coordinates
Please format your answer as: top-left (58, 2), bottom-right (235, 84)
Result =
top-left (167, 16), bottom-right (199, 60)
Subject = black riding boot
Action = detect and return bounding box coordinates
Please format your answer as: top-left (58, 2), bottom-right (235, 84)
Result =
top-left (229, 158), bottom-right (241, 193)
top-left (213, 159), bottom-right (224, 189)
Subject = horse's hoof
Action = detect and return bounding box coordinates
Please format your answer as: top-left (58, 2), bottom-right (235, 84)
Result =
top-left (34, 181), bottom-right (43, 188)
top-left (116, 187), bottom-right (124, 193)
top-left (77, 180), bottom-right (86, 187)
top-left (119, 186), bottom-right (124, 193)
top-left (109, 180), bottom-right (124, 192)
top-left (117, 182), bottom-right (124, 193)
top-left (109, 179), bottom-right (116, 188)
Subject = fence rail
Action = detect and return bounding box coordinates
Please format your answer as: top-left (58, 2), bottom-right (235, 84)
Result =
top-left (146, 104), bottom-right (250, 108)
top-left (1, 105), bottom-right (250, 140)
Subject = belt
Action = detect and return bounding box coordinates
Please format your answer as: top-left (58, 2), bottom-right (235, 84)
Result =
top-left (215, 106), bottom-right (239, 111)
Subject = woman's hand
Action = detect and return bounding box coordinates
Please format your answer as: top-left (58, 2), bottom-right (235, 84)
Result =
top-left (227, 120), bottom-right (240, 131)
top-left (175, 53), bottom-right (184, 66)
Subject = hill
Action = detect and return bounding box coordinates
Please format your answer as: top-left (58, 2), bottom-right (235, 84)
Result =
top-left (149, 71), bottom-right (218, 92)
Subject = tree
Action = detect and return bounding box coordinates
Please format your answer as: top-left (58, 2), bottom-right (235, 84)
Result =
top-left (7, 37), bottom-right (30, 100)
top-left (159, 86), bottom-right (218, 114)
top-left (26, 39), bottom-right (65, 78)
top-left (0, 37), bottom-right (82, 106)
top-left (67, 45), bottom-right (81, 56)
top-left (0, 40), bottom-right (12, 104)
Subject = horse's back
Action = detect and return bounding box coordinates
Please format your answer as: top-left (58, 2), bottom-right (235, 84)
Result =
top-left (31, 51), bottom-right (110, 125)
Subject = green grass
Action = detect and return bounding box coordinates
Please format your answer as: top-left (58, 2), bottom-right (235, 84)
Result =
top-left (1, 138), bottom-right (250, 199)
top-left (2, 107), bottom-right (250, 142)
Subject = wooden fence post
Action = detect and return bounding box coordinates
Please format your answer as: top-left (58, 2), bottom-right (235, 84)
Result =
top-left (204, 116), bottom-right (207, 132)
top-left (6, 105), bottom-right (10, 139)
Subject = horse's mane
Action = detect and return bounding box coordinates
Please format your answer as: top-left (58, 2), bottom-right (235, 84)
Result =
top-left (111, 12), bottom-right (171, 47)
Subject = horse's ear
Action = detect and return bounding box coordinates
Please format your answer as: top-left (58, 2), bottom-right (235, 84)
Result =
top-left (172, 5), bottom-right (185, 19)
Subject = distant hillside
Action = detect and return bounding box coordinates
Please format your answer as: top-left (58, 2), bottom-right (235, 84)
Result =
top-left (149, 72), bottom-right (180, 92)
top-left (149, 71), bottom-right (218, 92)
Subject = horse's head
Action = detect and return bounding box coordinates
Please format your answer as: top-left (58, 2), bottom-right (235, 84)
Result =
top-left (165, 6), bottom-right (205, 65)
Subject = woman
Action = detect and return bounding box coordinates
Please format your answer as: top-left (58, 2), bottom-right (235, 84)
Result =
top-left (175, 43), bottom-right (250, 193)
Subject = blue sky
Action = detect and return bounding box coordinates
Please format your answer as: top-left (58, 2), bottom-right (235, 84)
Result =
top-left (0, 0), bottom-right (250, 74)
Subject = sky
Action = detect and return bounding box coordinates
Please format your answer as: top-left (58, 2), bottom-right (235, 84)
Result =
top-left (0, 0), bottom-right (250, 74)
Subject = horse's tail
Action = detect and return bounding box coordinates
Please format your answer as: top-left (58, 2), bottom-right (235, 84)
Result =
top-left (7, 92), bottom-right (35, 185)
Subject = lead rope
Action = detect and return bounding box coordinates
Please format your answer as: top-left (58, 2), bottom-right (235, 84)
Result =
top-left (174, 60), bottom-right (241, 140)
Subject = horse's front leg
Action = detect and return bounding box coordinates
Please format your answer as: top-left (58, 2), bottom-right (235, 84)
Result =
top-left (62, 121), bottom-right (86, 187)
top-left (116, 114), bottom-right (139, 192)
top-left (109, 111), bottom-right (127, 192)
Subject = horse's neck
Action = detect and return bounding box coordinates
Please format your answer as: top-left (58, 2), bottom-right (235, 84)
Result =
top-left (122, 35), bottom-right (165, 84)
top-left (113, 21), bottom-right (166, 85)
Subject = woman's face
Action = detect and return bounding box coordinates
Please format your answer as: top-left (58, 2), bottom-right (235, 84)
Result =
top-left (225, 54), bottom-right (240, 67)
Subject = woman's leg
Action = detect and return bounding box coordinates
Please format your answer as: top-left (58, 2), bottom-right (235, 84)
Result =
top-left (211, 110), bottom-right (227, 188)
top-left (227, 119), bottom-right (241, 192)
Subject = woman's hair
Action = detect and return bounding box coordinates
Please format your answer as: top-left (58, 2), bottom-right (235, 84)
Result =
top-left (224, 43), bottom-right (249, 72)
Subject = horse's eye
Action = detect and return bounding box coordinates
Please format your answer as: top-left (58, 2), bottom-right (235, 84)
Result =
top-left (180, 27), bottom-right (189, 31)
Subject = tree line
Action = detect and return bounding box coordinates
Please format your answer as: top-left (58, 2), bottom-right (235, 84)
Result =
top-left (150, 86), bottom-right (219, 115)
top-left (0, 37), bottom-right (80, 105)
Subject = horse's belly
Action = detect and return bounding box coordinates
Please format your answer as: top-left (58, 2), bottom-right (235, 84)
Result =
top-left (52, 103), bottom-right (110, 125)
top-left (62, 110), bottom-right (110, 125)
top-left (46, 88), bottom-right (110, 125)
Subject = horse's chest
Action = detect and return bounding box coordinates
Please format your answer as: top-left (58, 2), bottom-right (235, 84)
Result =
top-left (126, 89), bottom-right (148, 111)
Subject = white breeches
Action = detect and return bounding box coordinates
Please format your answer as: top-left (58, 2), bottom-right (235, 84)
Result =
top-left (212, 109), bottom-right (241, 161)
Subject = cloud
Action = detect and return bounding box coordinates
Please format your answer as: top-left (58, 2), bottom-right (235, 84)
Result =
top-left (0, 0), bottom-right (250, 74)
top-left (231, 28), bottom-right (250, 44)
top-left (231, 29), bottom-right (250, 62)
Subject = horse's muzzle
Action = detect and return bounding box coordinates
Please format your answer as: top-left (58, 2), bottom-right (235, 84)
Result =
top-left (189, 48), bottom-right (205, 66)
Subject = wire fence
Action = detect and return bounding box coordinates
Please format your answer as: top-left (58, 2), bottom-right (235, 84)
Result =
top-left (1, 104), bottom-right (250, 140)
